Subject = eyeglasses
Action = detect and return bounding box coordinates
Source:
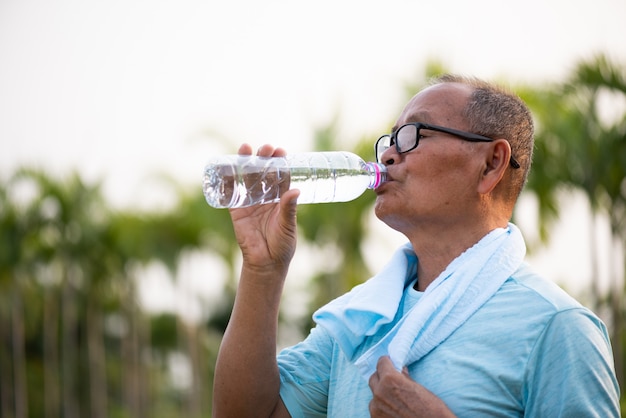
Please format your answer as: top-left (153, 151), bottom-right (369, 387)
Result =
top-left (375, 122), bottom-right (520, 169)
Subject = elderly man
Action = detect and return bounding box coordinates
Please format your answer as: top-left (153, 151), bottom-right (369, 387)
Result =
top-left (212, 75), bottom-right (620, 417)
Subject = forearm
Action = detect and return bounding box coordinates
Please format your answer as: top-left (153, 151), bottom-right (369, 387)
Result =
top-left (213, 264), bottom-right (288, 417)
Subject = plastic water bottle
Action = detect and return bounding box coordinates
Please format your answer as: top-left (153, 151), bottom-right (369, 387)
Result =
top-left (203, 151), bottom-right (387, 209)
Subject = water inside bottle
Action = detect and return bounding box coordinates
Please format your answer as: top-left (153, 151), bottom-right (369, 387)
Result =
top-left (203, 162), bottom-right (291, 208)
top-left (289, 166), bottom-right (372, 203)
top-left (203, 152), bottom-right (386, 208)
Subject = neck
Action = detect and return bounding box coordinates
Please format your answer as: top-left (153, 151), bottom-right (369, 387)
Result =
top-left (407, 219), bottom-right (507, 291)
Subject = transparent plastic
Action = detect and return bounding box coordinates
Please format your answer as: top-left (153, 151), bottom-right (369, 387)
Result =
top-left (203, 151), bottom-right (387, 209)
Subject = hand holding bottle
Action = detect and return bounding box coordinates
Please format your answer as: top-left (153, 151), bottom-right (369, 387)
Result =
top-left (228, 144), bottom-right (300, 274)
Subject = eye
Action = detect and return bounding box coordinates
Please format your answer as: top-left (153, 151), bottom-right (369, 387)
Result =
top-left (416, 128), bottom-right (433, 138)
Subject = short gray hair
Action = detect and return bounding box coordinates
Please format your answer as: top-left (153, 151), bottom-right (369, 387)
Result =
top-left (430, 74), bottom-right (534, 199)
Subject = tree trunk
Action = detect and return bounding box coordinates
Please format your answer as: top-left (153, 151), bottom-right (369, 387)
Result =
top-left (122, 289), bottom-right (148, 418)
top-left (610, 235), bottom-right (624, 388)
top-left (185, 324), bottom-right (203, 418)
top-left (43, 285), bottom-right (60, 418)
top-left (86, 300), bottom-right (107, 418)
top-left (121, 300), bottom-right (138, 417)
top-left (0, 296), bottom-right (15, 418)
top-left (61, 274), bottom-right (79, 418)
top-left (11, 283), bottom-right (28, 418)
top-left (589, 213), bottom-right (601, 312)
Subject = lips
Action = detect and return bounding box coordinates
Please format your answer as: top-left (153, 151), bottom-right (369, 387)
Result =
top-left (375, 173), bottom-right (394, 194)
top-left (382, 169), bottom-right (395, 183)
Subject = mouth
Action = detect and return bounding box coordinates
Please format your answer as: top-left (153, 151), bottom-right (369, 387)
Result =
top-left (375, 167), bottom-right (398, 192)
top-left (374, 177), bottom-right (392, 194)
top-left (381, 170), bottom-right (395, 183)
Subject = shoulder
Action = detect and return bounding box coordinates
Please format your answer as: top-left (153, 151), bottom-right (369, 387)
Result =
top-left (493, 265), bottom-right (619, 415)
top-left (490, 263), bottom-right (603, 327)
top-left (495, 262), bottom-right (588, 315)
top-left (474, 263), bottom-right (610, 350)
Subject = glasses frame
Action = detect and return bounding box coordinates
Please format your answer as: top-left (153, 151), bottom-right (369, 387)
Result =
top-left (375, 122), bottom-right (520, 169)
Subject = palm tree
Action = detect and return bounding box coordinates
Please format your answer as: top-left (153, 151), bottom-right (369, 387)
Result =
top-left (521, 54), bottom-right (626, 386)
top-left (15, 169), bottom-right (115, 418)
top-left (109, 175), bottom-right (243, 416)
top-left (563, 55), bottom-right (626, 386)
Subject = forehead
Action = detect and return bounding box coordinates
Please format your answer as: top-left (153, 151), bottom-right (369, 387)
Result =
top-left (395, 82), bottom-right (473, 128)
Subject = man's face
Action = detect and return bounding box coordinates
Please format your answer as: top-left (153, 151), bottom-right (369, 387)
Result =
top-left (374, 83), bottom-right (488, 233)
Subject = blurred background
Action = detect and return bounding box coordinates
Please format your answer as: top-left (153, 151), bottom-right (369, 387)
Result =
top-left (1, 0), bottom-right (625, 416)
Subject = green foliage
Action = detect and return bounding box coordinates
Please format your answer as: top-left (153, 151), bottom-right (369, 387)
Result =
top-left (522, 54), bottom-right (626, 237)
top-left (0, 169), bottom-right (230, 417)
top-left (150, 313), bottom-right (179, 351)
top-left (520, 54), bottom-right (626, 398)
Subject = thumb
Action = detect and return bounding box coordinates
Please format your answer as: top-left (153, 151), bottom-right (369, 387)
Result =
top-left (281, 188), bottom-right (299, 209)
top-left (402, 366), bottom-right (411, 377)
top-left (279, 189), bottom-right (299, 220)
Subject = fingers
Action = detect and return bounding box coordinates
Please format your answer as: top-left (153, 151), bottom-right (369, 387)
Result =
top-left (237, 143), bottom-right (254, 155)
top-left (369, 356), bottom-right (413, 389)
top-left (237, 143), bottom-right (287, 158)
top-left (377, 356), bottom-right (399, 374)
top-left (369, 356), bottom-right (397, 389)
top-left (237, 143), bottom-right (294, 208)
top-left (369, 357), bottom-right (409, 418)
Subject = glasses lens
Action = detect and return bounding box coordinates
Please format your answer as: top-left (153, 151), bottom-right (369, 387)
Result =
top-left (396, 124), bottom-right (417, 153)
top-left (376, 135), bottom-right (391, 162)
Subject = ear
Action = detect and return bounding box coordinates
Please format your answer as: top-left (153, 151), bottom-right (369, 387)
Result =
top-left (477, 139), bottom-right (511, 195)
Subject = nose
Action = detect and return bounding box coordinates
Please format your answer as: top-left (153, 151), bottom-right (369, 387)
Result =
top-left (379, 145), bottom-right (398, 166)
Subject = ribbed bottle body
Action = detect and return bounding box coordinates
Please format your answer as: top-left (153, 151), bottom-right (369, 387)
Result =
top-left (203, 151), bottom-right (386, 209)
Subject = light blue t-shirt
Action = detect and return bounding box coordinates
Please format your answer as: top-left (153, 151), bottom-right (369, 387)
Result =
top-left (277, 263), bottom-right (620, 417)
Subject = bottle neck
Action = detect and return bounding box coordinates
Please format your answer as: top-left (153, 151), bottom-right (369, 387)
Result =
top-left (364, 162), bottom-right (387, 189)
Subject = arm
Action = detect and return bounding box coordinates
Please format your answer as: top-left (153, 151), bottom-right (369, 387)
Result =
top-left (524, 309), bottom-right (620, 417)
top-left (212, 144), bottom-right (298, 418)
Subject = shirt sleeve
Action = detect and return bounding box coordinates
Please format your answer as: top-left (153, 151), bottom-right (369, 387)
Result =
top-left (277, 325), bottom-right (334, 417)
top-left (524, 307), bottom-right (621, 417)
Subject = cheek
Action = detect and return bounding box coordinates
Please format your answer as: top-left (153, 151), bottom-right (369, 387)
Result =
top-left (407, 156), bottom-right (474, 206)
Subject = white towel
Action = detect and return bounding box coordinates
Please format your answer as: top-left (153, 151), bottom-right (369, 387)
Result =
top-left (313, 223), bottom-right (526, 380)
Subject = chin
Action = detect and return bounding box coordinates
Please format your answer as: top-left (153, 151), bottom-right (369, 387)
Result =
top-left (374, 198), bottom-right (394, 224)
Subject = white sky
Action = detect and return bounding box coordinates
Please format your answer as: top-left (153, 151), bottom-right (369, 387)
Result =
top-left (1, 0), bottom-right (625, 318)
